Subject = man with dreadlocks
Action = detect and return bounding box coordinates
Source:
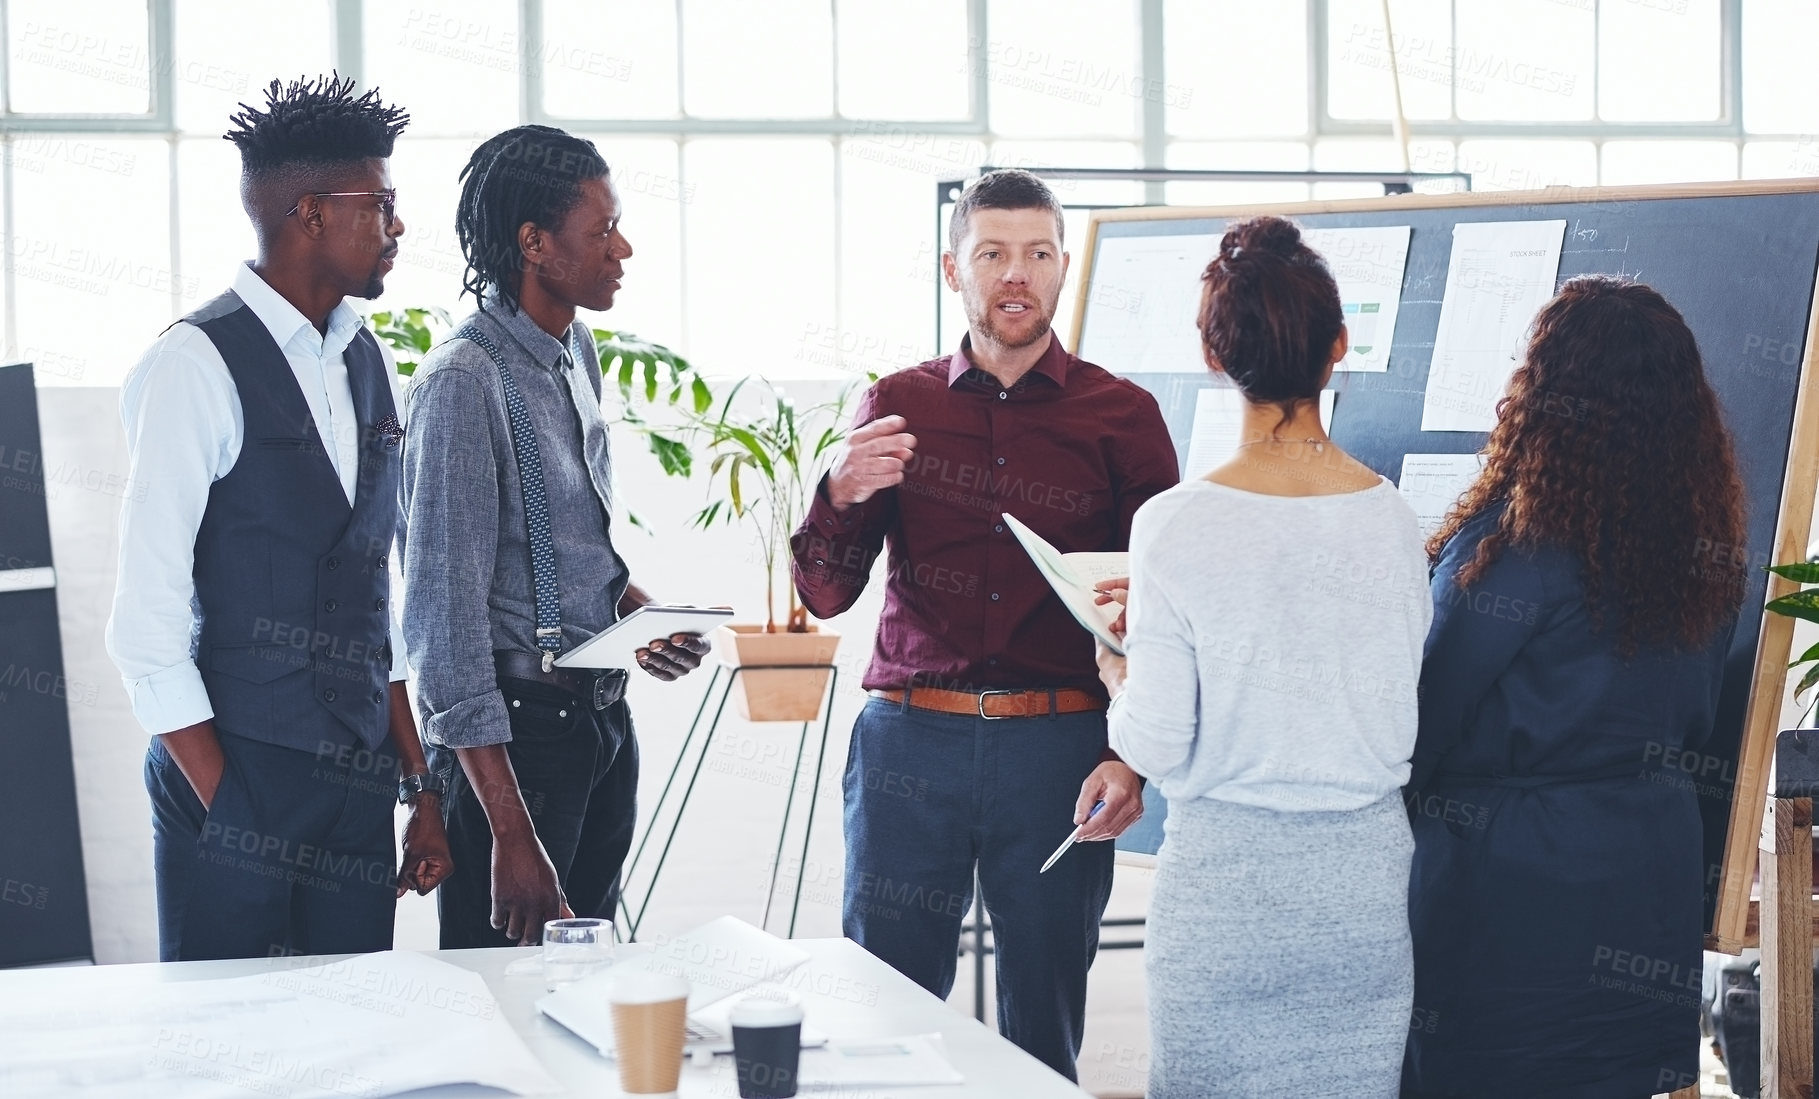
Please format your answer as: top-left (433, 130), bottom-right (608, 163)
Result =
top-left (402, 124), bottom-right (709, 949)
top-left (108, 75), bottom-right (450, 961)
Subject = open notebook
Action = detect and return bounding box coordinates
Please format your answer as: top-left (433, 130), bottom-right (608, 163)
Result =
top-left (1002, 512), bottom-right (1128, 655)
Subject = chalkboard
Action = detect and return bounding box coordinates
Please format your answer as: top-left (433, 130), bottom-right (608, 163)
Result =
top-left (1075, 181), bottom-right (1819, 951)
top-left (0, 363), bottom-right (94, 965)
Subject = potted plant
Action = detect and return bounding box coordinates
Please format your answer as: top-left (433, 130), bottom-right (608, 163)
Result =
top-left (1765, 558), bottom-right (1819, 723)
top-left (369, 308), bottom-right (866, 720)
top-left (683, 376), bottom-right (869, 722)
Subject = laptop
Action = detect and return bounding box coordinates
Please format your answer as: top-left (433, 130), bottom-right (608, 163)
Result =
top-left (536, 916), bottom-right (826, 1055)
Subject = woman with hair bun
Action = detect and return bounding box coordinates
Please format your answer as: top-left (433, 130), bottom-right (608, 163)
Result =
top-left (1097, 215), bottom-right (1430, 1097)
top-left (1402, 277), bottom-right (1744, 1099)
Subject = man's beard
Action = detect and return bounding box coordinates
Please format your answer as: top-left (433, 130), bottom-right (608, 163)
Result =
top-left (967, 295), bottom-right (1056, 349)
top-left (355, 269), bottom-right (387, 299)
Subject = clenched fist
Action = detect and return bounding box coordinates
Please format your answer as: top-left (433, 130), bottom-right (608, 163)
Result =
top-left (826, 415), bottom-right (917, 510)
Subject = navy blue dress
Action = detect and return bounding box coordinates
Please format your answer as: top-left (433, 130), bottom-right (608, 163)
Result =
top-left (1402, 509), bottom-right (1732, 1099)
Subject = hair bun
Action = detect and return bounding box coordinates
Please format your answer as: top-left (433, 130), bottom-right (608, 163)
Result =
top-left (1219, 215), bottom-right (1304, 264)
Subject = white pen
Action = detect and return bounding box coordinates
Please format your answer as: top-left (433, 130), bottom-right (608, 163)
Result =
top-left (1039, 800), bottom-right (1107, 873)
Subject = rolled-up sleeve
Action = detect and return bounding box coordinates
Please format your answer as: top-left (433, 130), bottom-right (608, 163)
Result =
top-left (789, 386), bottom-right (896, 619)
top-left (401, 366), bottom-right (512, 748)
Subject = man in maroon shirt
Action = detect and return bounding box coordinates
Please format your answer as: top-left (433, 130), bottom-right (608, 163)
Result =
top-left (790, 170), bottom-right (1178, 1079)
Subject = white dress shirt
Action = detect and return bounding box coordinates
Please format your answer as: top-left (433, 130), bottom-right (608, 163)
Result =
top-left (106, 263), bottom-right (408, 737)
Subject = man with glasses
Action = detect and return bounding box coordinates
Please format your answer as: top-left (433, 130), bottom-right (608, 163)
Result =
top-left (108, 76), bottom-right (450, 961)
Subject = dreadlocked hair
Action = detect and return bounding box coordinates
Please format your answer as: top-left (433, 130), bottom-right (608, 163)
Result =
top-left (455, 125), bottom-right (610, 312)
top-left (224, 73), bottom-right (408, 175)
top-left (1428, 276), bottom-right (1745, 654)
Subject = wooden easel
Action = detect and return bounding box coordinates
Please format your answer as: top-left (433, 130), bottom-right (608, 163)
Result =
top-left (1758, 729), bottom-right (1818, 1098)
top-left (1069, 180), bottom-right (1819, 1099)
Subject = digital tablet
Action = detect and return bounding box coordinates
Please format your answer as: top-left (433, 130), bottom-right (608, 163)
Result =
top-left (553, 605), bottom-right (735, 669)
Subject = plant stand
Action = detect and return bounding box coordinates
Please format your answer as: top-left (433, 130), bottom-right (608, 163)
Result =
top-left (617, 661), bottom-right (841, 942)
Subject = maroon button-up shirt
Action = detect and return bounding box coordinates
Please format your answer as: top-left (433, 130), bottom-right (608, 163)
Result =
top-left (790, 334), bottom-right (1179, 698)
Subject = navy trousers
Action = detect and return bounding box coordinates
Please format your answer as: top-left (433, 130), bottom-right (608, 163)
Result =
top-left (146, 731), bottom-right (397, 962)
top-left (432, 679), bottom-right (639, 949)
top-left (842, 696), bottom-right (1114, 1081)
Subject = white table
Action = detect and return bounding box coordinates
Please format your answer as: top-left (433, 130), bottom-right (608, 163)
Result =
top-left (0, 937), bottom-right (1090, 1098)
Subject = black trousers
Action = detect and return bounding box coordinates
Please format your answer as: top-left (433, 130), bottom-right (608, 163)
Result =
top-left (145, 731), bottom-right (397, 962)
top-left (432, 675), bottom-right (639, 949)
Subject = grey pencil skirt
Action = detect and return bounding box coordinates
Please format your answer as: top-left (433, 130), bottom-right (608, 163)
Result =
top-left (1144, 793), bottom-right (1414, 1099)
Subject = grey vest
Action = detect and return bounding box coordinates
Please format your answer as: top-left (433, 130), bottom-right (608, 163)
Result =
top-left (186, 291), bottom-right (399, 751)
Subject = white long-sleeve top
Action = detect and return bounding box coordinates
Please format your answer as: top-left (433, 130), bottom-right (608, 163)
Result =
top-left (105, 263), bottom-right (407, 737)
top-left (1108, 477), bottom-right (1431, 811)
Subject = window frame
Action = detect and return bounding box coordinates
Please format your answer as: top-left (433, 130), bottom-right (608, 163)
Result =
top-left (3, 0), bottom-right (1812, 372)
top-left (1310, 0), bottom-right (1748, 141)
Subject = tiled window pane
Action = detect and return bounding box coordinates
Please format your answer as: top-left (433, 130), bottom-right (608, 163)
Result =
top-left (989, 140), bottom-right (1142, 207)
top-left (682, 0), bottom-right (833, 118)
top-left (839, 133), bottom-right (969, 378)
top-left (8, 0), bottom-right (151, 114)
top-left (1164, 142), bottom-right (1311, 205)
top-left (1599, 0), bottom-right (1720, 122)
top-left (682, 140), bottom-right (835, 374)
top-left (1313, 138), bottom-right (1451, 198)
top-left (1325, 0), bottom-right (1452, 122)
top-left (582, 138), bottom-right (685, 349)
top-left (1166, 0), bottom-right (1309, 137)
top-left (1599, 141), bottom-right (1739, 185)
top-left (1455, 139), bottom-right (1597, 190)
top-left (1742, 141), bottom-right (1819, 180)
top-left (1453, 0), bottom-right (1595, 122)
top-left (13, 139), bottom-right (171, 387)
top-left (1743, 0), bottom-right (1819, 134)
top-left (175, 138), bottom-right (254, 316)
top-left (836, 0), bottom-right (970, 121)
top-left (364, 0), bottom-right (520, 135)
top-left (985, 0), bottom-right (1141, 139)
top-left (174, 0), bottom-right (333, 133)
top-left (379, 137), bottom-right (484, 315)
top-left (542, 0), bottom-right (679, 120)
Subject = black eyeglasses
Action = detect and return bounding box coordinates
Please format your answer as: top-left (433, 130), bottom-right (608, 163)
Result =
top-left (287, 190), bottom-right (398, 223)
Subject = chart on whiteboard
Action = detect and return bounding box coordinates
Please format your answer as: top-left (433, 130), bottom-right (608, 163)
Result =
top-left (1301, 225), bottom-right (1412, 373)
top-left (1079, 231), bottom-right (1217, 374)
top-left (1421, 219), bottom-right (1566, 431)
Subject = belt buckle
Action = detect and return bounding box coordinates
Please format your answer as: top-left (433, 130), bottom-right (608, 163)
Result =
top-left (978, 688), bottom-right (1016, 720)
top-left (592, 674), bottom-right (610, 711)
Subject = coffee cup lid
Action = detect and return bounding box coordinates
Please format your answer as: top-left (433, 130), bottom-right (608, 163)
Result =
top-left (608, 971), bottom-right (690, 1005)
top-left (728, 995), bottom-right (804, 1028)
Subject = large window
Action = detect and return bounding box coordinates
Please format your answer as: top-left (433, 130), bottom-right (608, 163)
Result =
top-left (3, 0), bottom-right (1813, 385)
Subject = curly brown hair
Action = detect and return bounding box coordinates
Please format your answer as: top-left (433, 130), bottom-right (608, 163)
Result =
top-left (1429, 275), bottom-right (1745, 652)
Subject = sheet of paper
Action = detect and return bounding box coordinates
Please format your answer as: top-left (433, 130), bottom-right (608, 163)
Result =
top-left (797, 1034), bottom-right (965, 1087)
top-left (1302, 225), bottom-right (1412, 373)
top-left (1002, 513), bottom-right (1126, 654)
top-left (1398, 453), bottom-right (1486, 537)
top-left (1421, 220), bottom-right (1567, 432)
top-left (1078, 230), bottom-right (1219, 374)
top-left (0, 951), bottom-right (560, 1099)
top-left (1060, 552), bottom-right (1131, 586)
top-left (1183, 388), bottom-right (1336, 479)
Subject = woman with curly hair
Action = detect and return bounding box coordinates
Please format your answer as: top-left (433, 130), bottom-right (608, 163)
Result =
top-left (1402, 276), bottom-right (1745, 1099)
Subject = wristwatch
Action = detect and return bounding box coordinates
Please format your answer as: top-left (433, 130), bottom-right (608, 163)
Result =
top-left (397, 772), bottom-right (445, 805)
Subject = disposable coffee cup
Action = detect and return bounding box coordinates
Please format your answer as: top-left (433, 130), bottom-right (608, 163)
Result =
top-left (609, 972), bottom-right (690, 1096)
top-left (729, 996), bottom-right (804, 1099)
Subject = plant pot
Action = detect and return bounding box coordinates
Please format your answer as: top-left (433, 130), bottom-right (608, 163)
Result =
top-left (713, 624), bottom-right (842, 722)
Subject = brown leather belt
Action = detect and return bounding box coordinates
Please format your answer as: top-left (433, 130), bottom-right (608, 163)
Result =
top-left (870, 686), bottom-right (1107, 720)
top-left (494, 650), bottom-right (627, 710)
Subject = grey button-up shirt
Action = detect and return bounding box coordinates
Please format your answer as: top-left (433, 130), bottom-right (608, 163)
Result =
top-left (402, 296), bottom-right (629, 748)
